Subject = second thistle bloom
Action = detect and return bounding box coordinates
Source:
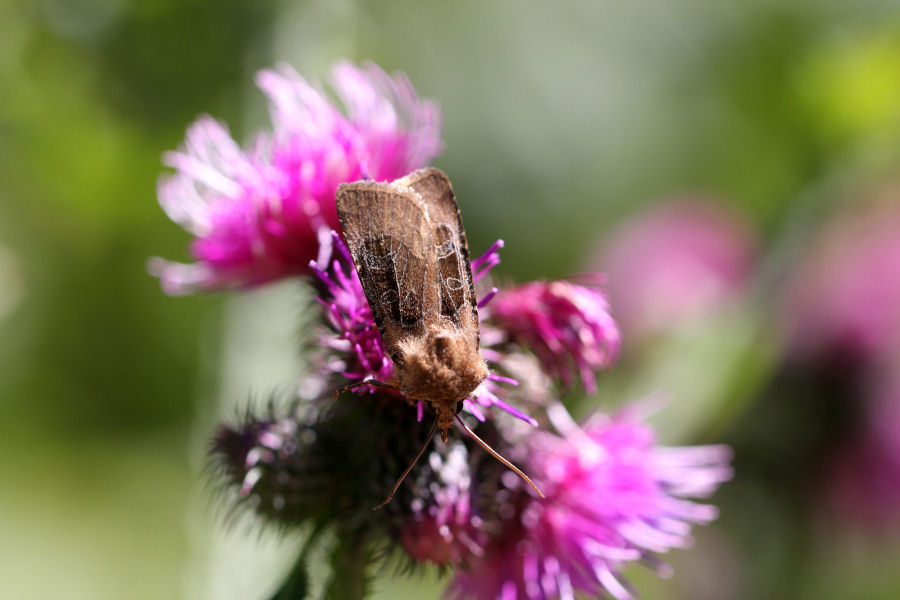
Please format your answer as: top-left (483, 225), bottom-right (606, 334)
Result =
top-left (781, 193), bottom-right (900, 364)
top-left (448, 404), bottom-right (733, 600)
top-left (488, 280), bottom-right (621, 394)
top-left (597, 199), bottom-right (756, 340)
top-left (152, 61), bottom-right (442, 294)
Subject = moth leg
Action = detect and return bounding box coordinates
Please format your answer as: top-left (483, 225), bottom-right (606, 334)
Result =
top-left (455, 415), bottom-right (545, 498)
top-left (331, 378), bottom-right (399, 401)
top-left (373, 418), bottom-right (439, 510)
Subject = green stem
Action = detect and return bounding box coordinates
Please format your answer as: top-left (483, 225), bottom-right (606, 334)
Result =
top-left (321, 528), bottom-right (373, 600)
top-left (269, 523), bottom-right (327, 600)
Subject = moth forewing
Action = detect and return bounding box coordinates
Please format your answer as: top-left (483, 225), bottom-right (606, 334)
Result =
top-left (335, 169), bottom-right (488, 435)
top-left (335, 168), bottom-right (544, 506)
top-left (335, 183), bottom-right (436, 365)
top-left (397, 169), bottom-right (480, 342)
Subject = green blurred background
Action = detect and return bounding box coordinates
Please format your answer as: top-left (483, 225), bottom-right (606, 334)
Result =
top-left (3, 1), bottom-right (900, 598)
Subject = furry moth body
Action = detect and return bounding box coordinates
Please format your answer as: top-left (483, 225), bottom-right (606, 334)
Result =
top-left (336, 168), bottom-right (543, 507)
top-left (336, 168), bottom-right (488, 442)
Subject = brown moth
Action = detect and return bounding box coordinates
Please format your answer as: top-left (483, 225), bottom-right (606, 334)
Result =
top-left (335, 167), bottom-right (542, 506)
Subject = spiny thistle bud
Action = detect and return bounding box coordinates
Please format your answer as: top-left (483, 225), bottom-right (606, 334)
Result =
top-left (210, 395), bottom-right (490, 534)
top-left (210, 407), bottom-right (324, 527)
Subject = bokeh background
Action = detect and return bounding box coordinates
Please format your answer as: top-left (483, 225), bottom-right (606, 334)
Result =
top-left (3, 0), bottom-right (900, 598)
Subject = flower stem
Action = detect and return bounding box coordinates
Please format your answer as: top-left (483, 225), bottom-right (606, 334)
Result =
top-left (321, 528), bottom-right (373, 600)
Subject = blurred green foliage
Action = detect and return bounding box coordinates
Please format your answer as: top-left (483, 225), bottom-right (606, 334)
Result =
top-left (2, 1), bottom-right (900, 599)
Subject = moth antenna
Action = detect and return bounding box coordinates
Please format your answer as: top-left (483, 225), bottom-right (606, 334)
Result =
top-left (455, 415), bottom-right (545, 498)
top-left (373, 418), bottom-right (439, 510)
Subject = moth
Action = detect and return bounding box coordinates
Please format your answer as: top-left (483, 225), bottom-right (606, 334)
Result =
top-left (335, 168), bottom-right (542, 506)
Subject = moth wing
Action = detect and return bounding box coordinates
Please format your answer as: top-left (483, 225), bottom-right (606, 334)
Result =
top-left (336, 182), bottom-right (438, 364)
top-left (397, 168), bottom-right (480, 337)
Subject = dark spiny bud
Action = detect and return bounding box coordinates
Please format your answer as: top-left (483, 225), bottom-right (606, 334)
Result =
top-left (210, 411), bottom-right (325, 528)
top-left (210, 393), bottom-right (518, 567)
top-left (210, 395), bottom-right (464, 531)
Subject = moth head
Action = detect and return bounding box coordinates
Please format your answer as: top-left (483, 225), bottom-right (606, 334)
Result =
top-left (395, 327), bottom-right (488, 405)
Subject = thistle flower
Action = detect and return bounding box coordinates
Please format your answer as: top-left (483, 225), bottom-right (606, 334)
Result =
top-left (151, 61), bottom-right (442, 294)
top-left (781, 194), bottom-right (900, 364)
top-left (198, 181), bottom-right (730, 600)
top-left (211, 409), bottom-right (320, 527)
top-left (158, 62), bottom-right (738, 600)
top-left (597, 199), bottom-right (756, 340)
top-left (397, 441), bottom-right (490, 565)
top-left (210, 397), bottom-right (458, 529)
top-left (487, 280), bottom-right (621, 394)
top-left (822, 359), bottom-right (900, 529)
top-left (447, 404), bottom-right (733, 600)
top-left (824, 433), bottom-right (900, 532)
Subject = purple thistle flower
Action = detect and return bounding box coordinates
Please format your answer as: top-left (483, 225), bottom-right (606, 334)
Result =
top-left (821, 358), bottom-right (900, 530)
top-left (487, 280), bottom-right (621, 394)
top-left (151, 61), bottom-right (442, 295)
top-left (399, 441), bottom-right (489, 565)
top-left (310, 231), bottom-right (394, 383)
top-left (597, 199), bottom-right (756, 340)
top-left (781, 196), bottom-right (900, 365)
top-left (447, 404), bottom-right (732, 600)
top-left (149, 60), bottom-right (737, 600)
top-left (823, 432), bottom-right (900, 532)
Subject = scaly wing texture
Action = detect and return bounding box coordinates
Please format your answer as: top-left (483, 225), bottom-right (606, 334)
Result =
top-left (398, 168), bottom-right (480, 344)
top-left (336, 181), bottom-right (437, 365)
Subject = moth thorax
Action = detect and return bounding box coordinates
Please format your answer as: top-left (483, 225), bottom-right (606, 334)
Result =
top-left (395, 328), bottom-right (488, 412)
